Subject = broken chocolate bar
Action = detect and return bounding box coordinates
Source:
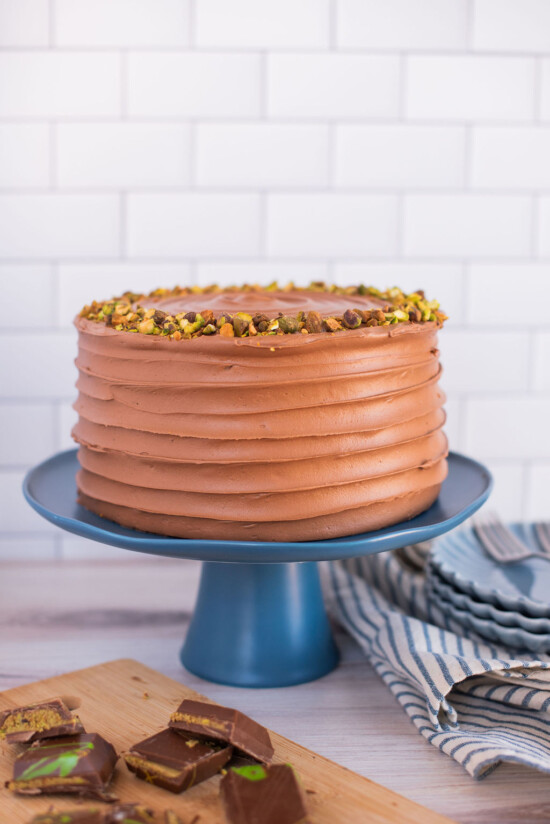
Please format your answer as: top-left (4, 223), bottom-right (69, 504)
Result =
top-left (220, 764), bottom-right (310, 824)
top-left (123, 727), bottom-right (232, 794)
top-left (104, 804), bottom-right (156, 823)
top-left (28, 811), bottom-right (103, 824)
top-left (27, 808), bottom-right (186, 824)
top-left (0, 698), bottom-right (85, 743)
top-left (7, 732), bottom-right (117, 801)
top-left (169, 700), bottom-right (273, 764)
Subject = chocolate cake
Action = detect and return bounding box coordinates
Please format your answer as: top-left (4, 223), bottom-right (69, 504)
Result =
top-left (72, 283), bottom-right (448, 542)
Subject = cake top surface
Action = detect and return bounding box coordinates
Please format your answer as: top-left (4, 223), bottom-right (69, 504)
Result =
top-left (77, 282), bottom-right (446, 341)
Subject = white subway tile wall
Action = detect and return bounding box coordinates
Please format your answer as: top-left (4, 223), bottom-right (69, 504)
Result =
top-left (54, 0), bottom-right (192, 48)
top-left (0, 0), bottom-right (49, 47)
top-left (56, 124), bottom-right (192, 189)
top-left (0, 0), bottom-right (548, 561)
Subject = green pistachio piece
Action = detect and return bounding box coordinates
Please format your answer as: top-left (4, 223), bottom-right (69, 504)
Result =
top-left (324, 317), bottom-right (341, 332)
top-left (278, 315), bottom-right (299, 333)
top-left (233, 316), bottom-right (249, 337)
top-left (234, 312), bottom-right (253, 323)
top-left (392, 309), bottom-right (409, 322)
top-left (184, 319), bottom-right (203, 335)
top-left (305, 311), bottom-right (323, 333)
top-left (342, 309), bottom-right (362, 329)
top-left (220, 322), bottom-right (235, 337)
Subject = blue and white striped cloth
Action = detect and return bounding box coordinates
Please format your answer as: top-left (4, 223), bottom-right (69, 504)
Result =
top-left (323, 545), bottom-right (550, 779)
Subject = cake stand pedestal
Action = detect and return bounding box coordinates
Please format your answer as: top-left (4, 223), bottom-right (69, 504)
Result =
top-left (23, 450), bottom-right (491, 688)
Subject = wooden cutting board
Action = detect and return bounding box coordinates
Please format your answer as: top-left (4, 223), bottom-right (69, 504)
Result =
top-left (0, 659), bottom-right (456, 824)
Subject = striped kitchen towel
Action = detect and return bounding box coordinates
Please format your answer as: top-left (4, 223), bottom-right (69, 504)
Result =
top-left (323, 545), bottom-right (550, 779)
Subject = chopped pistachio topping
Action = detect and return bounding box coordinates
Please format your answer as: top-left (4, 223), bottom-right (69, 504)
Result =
top-left (78, 283), bottom-right (447, 341)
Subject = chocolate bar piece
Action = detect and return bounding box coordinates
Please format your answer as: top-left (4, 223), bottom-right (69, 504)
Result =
top-left (7, 733), bottom-right (117, 801)
top-left (123, 727), bottom-right (232, 794)
top-left (220, 764), bottom-right (309, 824)
top-left (169, 701), bottom-right (273, 764)
top-left (28, 806), bottom-right (182, 824)
top-left (0, 698), bottom-right (85, 743)
top-left (105, 804), bottom-right (156, 823)
top-left (28, 811), bottom-right (103, 824)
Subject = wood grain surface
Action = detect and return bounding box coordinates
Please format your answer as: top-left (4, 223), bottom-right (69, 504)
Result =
top-left (0, 658), bottom-right (456, 824)
top-left (2, 558), bottom-right (550, 824)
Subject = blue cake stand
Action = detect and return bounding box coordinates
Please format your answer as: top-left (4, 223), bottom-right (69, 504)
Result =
top-left (23, 449), bottom-right (491, 689)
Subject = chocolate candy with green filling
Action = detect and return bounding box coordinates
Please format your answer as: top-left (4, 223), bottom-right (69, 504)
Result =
top-left (220, 764), bottom-right (310, 824)
top-left (0, 698), bottom-right (85, 744)
top-left (7, 733), bottom-right (118, 801)
top-left (169, 700), bottom-right (273, 764)
top-left (123, 727), bottom-right (232, 794)
top-left (28, 810), bottom-right (103, 824)
top-left (104, 803), bottom-right (156, 823)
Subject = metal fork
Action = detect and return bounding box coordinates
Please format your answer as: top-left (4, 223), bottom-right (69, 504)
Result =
top-left (473, 511), bottom-right (550, 564)
top-left (534, 522), bottom-right (550, 555)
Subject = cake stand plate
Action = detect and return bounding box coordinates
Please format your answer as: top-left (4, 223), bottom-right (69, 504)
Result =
top-left (23, 450), bottom-right (492, 688)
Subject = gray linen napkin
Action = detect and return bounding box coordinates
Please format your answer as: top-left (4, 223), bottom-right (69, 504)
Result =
top-left (323, 545), bottom-right (550, 778)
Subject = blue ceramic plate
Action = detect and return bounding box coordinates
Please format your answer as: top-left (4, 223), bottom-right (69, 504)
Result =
top-left (426, 579), bottom-right (550, 654)
top-left (432, 524), bottom-right (550, 618)
top-left (23, 449), bottom-right (492, 564)
top-left (427, 565), bottom-right (550, 633)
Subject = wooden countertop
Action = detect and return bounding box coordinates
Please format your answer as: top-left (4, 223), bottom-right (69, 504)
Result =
top-left (1, 558), bottom-right (549, 824)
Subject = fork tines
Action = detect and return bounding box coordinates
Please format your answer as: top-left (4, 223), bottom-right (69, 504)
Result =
top-left (473, 512), bottom-right (533, 564)
top-left (534, 523), bottom-right (550, 555)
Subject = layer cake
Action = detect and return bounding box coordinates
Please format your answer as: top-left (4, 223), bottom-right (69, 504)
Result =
top-left (73, 284), bottom-right (448, 542)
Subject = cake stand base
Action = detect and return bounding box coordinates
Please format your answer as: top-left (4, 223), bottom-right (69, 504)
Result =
top-left (181, 561), bottom-right (338, 687)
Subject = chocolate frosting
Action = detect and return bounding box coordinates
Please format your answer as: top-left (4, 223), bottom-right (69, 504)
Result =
top-left (73, 290), bottom-right (448, 541)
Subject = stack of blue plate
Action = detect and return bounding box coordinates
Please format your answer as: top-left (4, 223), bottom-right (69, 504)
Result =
top-left (427, 523), bottom-right (550, 653)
